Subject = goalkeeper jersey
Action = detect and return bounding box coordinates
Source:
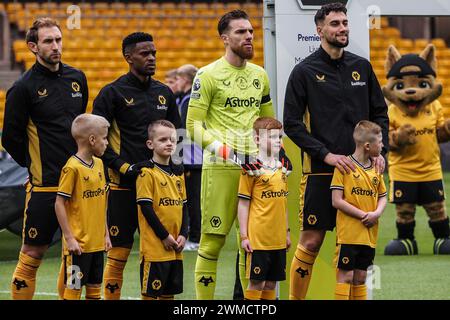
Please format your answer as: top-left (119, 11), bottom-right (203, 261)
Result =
top-left (187, 57), bottom-right (274, 167)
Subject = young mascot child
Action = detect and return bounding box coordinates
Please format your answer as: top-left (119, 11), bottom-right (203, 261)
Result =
top-left (238, 117), bottom-right (291, 300)
top-left (136, 120), bottom-right (188, 300)
top-left (331, 120), bottom-right (387, 300)
top-left (55, 114), bottom-right (111, 300)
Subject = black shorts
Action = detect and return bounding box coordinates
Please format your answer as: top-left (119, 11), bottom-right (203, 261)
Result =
top-left (300, 174), bottom-right (336, 231)
top-left (336, 244), bottom-right (375, 271)
top-left (389, 180), bottom-right (445, 205)
top-left (245, 249), bottom-right (286, 282)
top-left (108, 189), bottom-right (138, 247)
top-left (23, 191), bottom-right (60, 246)
top-left (64, 251), bottom-right (104, 289)
top-left (140, 259), bottom-right (183, 297)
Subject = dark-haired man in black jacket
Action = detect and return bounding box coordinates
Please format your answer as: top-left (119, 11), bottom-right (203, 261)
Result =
top-left (2, 18), bottom-right (88, 300)
top-left (283, 2), bottom-right (388, 300)
top-left (93, 32), bottom-right (180, 300)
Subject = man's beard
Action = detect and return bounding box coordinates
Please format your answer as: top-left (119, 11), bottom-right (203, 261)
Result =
top-left (39, 52), bottom-right (60, 65)
top-left (231, 44), bottom-right (254, 60)
top-left (326, 34), bottom-right (349, 48)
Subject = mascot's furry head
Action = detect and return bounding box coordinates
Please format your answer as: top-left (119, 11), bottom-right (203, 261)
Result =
top-left (382, 44), bottom-right (442, 116)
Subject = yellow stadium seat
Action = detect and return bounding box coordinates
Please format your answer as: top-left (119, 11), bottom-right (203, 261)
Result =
top-left (432, 38), bottom-right (447, 49)
top-left (94, 2), bottom-right (109, 10)
top-left (161, 3), bottom-right (176, 10)
top-left (397, 39), bottom-right (414, 50)
top-left (41, 2), bottom-right (58, 10)
top-left (111, 3), bottom-right (126, 10)
top-left (384, 27), bottom-right (401, 38)
top-left (144, 3), bottom-right (160, 10)
top-left (24, 3), bottom-right (40, 10)
top-left (226, 3), bottom-right (243, 10)
top-left (414, 38), bottom-right (430, 49)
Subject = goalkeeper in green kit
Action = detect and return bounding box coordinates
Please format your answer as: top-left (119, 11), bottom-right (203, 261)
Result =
top-left (186, 10), bottom-right (291, 299)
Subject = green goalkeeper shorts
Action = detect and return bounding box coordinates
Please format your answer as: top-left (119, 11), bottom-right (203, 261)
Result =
top-left (201, 166), bottom-right (241, 235)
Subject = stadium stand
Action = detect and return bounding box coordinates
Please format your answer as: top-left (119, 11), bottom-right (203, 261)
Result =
top-left (1, 4), bottom-right (450, 120)
top-left (2, 2), bottom-right (264, 113)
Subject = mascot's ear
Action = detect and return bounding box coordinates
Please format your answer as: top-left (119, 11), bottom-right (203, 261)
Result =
top-left (385, 45), bottom-right (402, 74)
top-left (419, 44), bottom-right (437, 73)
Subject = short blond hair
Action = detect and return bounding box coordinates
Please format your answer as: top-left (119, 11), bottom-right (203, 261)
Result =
top-left (147, 119), bottom-right (176, 139)
top-left (71, 114), bottom-right (110, 141)
top-left (353, 120), bottom-right (382, 144)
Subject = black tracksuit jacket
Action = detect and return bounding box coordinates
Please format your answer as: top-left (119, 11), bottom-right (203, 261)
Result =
top-left (283, 46), bottom-right (389, 174)
top-left (92, 72), bottom-right (181, 189)
top-left (2, 62), bottom-right (88, 187)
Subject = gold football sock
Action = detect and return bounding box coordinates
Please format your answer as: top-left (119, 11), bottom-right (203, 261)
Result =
top-left (11, 252), bottom-right (42, 300)
top-left (335, 283), bottom-right (351, 300)
top-left (141, 294), bottom-right (157, 300)
top-left (289, 244), bottom-right (318, 300)
top-left (194, 234), bottom-right (225, 300)
top-left (159, 295), bottom-right (174, 300)
top-left (261, 289), bottom-right (276, 300)
top-left (351, 284), bottom-right (367, 300)
top-left (103, 247), bottom-right (130, 300)
top-left (244, 289), bottom-right (262, 300)
top-left (64, 288), bottom-right (82, 300)
top-left (85, 285), bottom-right (101, 300)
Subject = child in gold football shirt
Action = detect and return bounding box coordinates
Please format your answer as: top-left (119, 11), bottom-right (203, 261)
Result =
top-left (237, 117), bottom-right (291, 300)
top-left (331, 120), bottom-right (387, 300)
top-left (55, 114), bottom-right (111, 300)
top-left (136, 120), bottom-right (188, 300)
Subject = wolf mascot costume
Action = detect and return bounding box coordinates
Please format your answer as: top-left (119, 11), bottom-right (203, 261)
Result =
top-left (383, 44), bottom-right (450, 255)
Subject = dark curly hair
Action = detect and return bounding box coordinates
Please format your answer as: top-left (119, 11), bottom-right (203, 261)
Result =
top-left (122, 32), bottom-right (153, 56)
top-left (314, 2), bottom-right (347, 26)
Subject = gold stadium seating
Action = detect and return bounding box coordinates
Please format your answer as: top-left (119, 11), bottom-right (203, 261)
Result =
top-left (5, 4), bottom-right (450, 121)
top-left (6, 2), bottom-right (264, 114)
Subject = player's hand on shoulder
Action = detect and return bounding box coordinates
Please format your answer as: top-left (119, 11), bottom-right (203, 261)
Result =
top-left (372, 155), bottom-right (385, 174)
top-left (175, 235), bottom-right (186, 253)
top-left (126, 160), bottom-right (155, 177)
top-left (240, 155), bottom-right (263, 177)
top-left (162, 234), bottom-right (178, 251)
top-left (324, 153), bottom-right (356, 174)
top-left (279, 147), bottom-right (293, 176)
top-left (169, 159), bottom-right (184, 176)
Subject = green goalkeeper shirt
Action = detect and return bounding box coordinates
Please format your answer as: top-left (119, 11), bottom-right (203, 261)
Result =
top-left (186, 57), bottom-right (274, 167)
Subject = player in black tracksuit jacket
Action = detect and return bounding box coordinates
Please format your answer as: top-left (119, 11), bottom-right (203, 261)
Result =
top-left (92, 32), bottom-right (181, 300)
top-left (2, 62), bottom-right (88, 188)
top-left (284, 46), bottom-right (388, 175)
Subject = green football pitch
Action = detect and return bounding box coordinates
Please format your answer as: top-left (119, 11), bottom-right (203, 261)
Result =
top-left (1, 173), bottom-right (450, 300)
